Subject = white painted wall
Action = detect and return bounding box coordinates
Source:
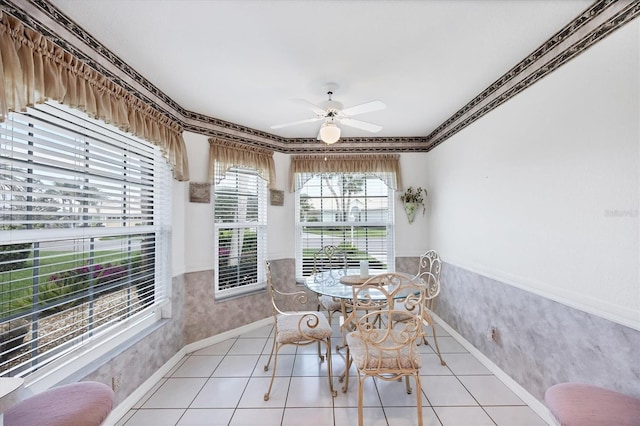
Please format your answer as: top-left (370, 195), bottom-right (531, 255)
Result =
top-left (426, 20), bottom-right (639, 328)
top-left (174, 135), bottom-right (430, 274)
top-left (267, 152), bottom-right (295, 260)
top-left (173, 23), bottom-right (638, 327)
top-left (180, 132), bottom-right (215, 274)
top-left (171, 179), bottom-right (187, 277)
top-left (177, 137), bottom-right (297, 272)
top-left (396, 153), bottom-right (430, 257)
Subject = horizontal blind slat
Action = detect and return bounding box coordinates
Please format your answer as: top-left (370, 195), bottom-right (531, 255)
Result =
top-left (214, 166), bottom-right (266, 296)
top-left (295, 173), bottom-right (395, 277)
top-left (0, 102), bottom-right (169, 377)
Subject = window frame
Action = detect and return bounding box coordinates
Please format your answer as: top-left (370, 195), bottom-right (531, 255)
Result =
top-left (294, 172), bottom-right (395, 278)
top-left (0, 102), bottom-right (171, 383)
top-left (213, 166), bottom-right (267, 299)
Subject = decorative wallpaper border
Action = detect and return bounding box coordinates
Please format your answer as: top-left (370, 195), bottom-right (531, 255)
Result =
top-left (3, 0), bottom-right (638, 154)
top-left (424, 0), bottom-right (640, 152)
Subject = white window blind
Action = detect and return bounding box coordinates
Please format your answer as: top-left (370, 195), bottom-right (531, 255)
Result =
top-left (295, 173), bottom-right (395, 278)
top-left (214, 166), bottom-right (267, 298)
top-left (0, 103), bottom-right (170, 377)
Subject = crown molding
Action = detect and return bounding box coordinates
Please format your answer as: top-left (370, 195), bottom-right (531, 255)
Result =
top-left (424, 0), bottom-right (640, 152)
top-left (2, 0), bottom-right (637, 154)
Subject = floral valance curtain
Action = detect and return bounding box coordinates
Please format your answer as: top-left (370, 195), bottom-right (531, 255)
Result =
top-left (0, 12), bottom-right (189, 181)
top-left (208, 138), bottom-right (276, 188)
top-left (289, 154), bottom-right (402, 192)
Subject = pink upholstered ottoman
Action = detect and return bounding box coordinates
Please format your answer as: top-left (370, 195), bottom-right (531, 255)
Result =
top-left (545, 383), bottom-right (640, 426)
top-left (4, 381), bottom-right (115, 426)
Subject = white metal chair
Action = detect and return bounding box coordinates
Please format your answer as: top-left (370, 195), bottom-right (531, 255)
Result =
top-left (416, 250), bottom-right (446, 366)
top-left (263, 260), bottom-right (337, 401)
top-left (312, 245), bottom-right (348, 325)
top-left (343, 273), bottom-right (427, 426)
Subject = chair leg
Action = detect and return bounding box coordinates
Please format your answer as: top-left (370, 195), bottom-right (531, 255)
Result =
top-left (336, 300), bottom-right (351, 353)
top-left (429, 324), bottom-right (446, 366)
top-left (341, 347), bottom-right (351, 393)
top-left (336, 339), bottom-right (347, 353)
top-left (357, 374), bottom-right (365, 426)
top-left (264, 328), bottom-right (277, 372)
top-left (264, 342), bottom-right (281, 401)
top-left (404, 376), bottom-right (413, 394)
top-left (415, 374), bottom-right (423, 426)
top-left (336, 313), bottom-right (350, 353)
top-left (318, 300), bottom-right (331, 326)
top-left (324, 337), bottom-right (337, 397)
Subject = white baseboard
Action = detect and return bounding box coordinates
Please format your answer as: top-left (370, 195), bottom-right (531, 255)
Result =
top-left (103, 348), bottom-right (185, 425)
top-left (433, 314), bottom-right (558, 426)
top-left (103, 318), bottom-right (272, 425)
top-left (183, 318), bottom-right (272, 355)
top-left (105, 315), bottom-right (557, 426)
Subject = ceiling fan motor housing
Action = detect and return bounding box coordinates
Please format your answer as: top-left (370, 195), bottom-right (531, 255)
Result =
top-left (270, 86), bottom-right (385, 137)
top-left (321, 100), bottom-right (344, 114)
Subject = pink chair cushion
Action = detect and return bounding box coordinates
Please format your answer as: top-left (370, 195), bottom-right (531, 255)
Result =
top-left (545, 383), bottom-right (640, 426)
top-left (4, 381), bottom-right (115, 426)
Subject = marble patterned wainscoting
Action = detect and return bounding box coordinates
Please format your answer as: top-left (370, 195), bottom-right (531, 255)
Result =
top-left (435, 262), bottom-right (640, 402)
top-left (77, 258), bottom-right (303, 407)
top-left (78, 274), bottom-right (186, 406)
top-left (183, 258), bottom-right (308, 345)
top-left (395, 256), bottom-right (420, 275)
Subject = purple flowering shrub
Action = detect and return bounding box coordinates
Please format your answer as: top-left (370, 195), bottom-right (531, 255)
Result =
top-left (41, 262), bottom-right (128, 312)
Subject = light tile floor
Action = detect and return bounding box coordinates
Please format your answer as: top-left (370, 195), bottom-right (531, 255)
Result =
top-left (115, 321), bottom-right (550, 426)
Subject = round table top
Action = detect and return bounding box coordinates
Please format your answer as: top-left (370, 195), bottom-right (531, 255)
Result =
top-left (302, 269), bottom-right (393, 299)
top-left (304, 268), bottom-right (386, 299)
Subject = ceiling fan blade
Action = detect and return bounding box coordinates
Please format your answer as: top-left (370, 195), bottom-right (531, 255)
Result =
top-left (291, 98), bottom-right (327, 116)
top-left (270, 117), bottom-right (322, 130)
top-left (339, 117), bottom-right (382, 133)
top-left (341, 100), bottom-right (386, 117)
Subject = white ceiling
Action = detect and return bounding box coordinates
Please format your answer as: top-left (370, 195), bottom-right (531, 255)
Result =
top-left (48, 0), bottom-right (592, 140)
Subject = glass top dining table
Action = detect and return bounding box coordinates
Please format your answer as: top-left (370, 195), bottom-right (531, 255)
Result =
top-left (299, 269), bottom-right (419, 300)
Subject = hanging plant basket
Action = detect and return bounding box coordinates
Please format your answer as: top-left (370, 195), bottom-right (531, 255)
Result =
top-left (400, 186), bottom-right (426, 224)
top-left (404, 202), bottom-right (419, 223)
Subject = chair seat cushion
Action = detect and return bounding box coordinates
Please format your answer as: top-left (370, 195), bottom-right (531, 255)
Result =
top-left (346, 330), bottom-right (422, 370)
top-left (319, 295), bottom-right (342, 311)
top-left (4, 381), bottom-right (114, 426)
top-left (276, 311), bottom-right (332, 344)
top-left (544, 383), bottom-right (640, 426)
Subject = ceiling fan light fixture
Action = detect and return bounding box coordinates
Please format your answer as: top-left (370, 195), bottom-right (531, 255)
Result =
top-left (319, 121), bottom-right (341, 144)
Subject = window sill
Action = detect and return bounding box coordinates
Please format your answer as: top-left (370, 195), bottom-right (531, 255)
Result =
top-left (23, 301), bottom-right (168, 394)
top-left (214, 286), bottom-right (267, 302)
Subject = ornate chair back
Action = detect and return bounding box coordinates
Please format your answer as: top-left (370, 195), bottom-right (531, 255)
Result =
top-left (262, 260), bottom-right (336, 401)
top-left (416, 250), bottom-right (442, 310)
top-left (344, 272), bottom-right (427, 426)
top-left (311, 245), bottom-right (348, 324)
top-left (350, 273), bottom-right (426, 370)
top-left (312, 245), bottom-right (348, 274)
top-left (415, 250), bottom-right (447, 366)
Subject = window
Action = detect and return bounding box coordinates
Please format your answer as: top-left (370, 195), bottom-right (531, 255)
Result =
top-left (0, 103), bottom-right (170, 377)
top-left (214, 166), bottom-right (267, 298)
top-left (295, 172), bottom-right (395, 277)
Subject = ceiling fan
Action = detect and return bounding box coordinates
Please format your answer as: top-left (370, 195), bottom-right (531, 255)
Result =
top-left (270, 89), bottom-right (386, 144)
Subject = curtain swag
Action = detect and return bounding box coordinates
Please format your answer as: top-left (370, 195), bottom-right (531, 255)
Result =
top-left (208, 138), bottom-right (276, 188)
top-left (289, 154), bottom-right (402, 192)
top-left (0, 12), bottom-right (189, 181)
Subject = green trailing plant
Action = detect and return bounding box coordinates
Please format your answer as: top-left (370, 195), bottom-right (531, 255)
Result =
top-left (400, 186), bottom-right (427, 222)
top-left (400, 186), bottom-right (426, 205)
